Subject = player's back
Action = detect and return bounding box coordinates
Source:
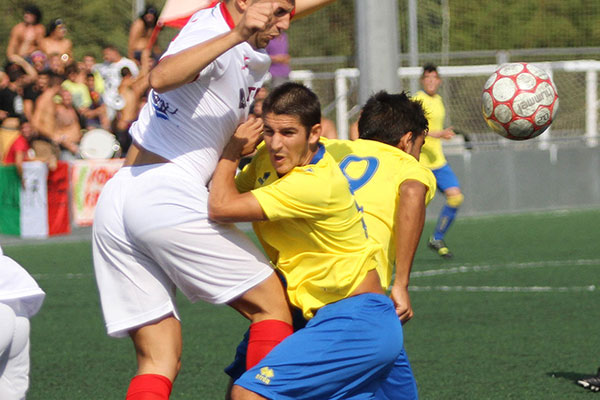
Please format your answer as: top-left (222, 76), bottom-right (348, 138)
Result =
top-left (325, 138), bottom-right (436, 288)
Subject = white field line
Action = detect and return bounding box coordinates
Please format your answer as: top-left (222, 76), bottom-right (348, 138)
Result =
top-left (32, 273), bottom-right (91, 280)
top-left (408, 258), bottom-right (599, 293)
top-left (411, 259), bottom-right (600, 278)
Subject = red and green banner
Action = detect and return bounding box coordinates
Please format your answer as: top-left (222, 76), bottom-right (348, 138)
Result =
top-left (0, 161), bottom-right (70, 238)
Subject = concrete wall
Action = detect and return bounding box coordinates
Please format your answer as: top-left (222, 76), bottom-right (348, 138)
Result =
top-left (426, 145), bottom-right (600, 219)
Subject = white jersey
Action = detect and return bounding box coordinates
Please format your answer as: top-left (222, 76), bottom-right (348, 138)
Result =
top-left (130, 2), bottom-right (271, 185)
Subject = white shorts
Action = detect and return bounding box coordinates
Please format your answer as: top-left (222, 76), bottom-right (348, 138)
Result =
top-left (92, 163), bottom-right (274, 338)
top-left (0, 303), bottom-right (30, 400)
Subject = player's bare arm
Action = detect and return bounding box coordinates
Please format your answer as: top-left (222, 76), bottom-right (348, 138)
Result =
top-left (294, 0), bottom-right (337, 19)
top-left (391, 180), bottom-right (428, 323)
top-left (209, 117), bottom-right (267, 223)
top-left (428, 127), bottom-right (455, 140)
top-left (149, 1), bottom-right (283, 93)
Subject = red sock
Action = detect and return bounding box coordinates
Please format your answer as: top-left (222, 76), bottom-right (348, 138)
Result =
top-left (246, 319), bottom-right (293, 370)
top-left (126, 374), bottom-right (173, 400)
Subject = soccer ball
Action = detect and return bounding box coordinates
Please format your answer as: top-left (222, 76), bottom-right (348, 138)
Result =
top-left (481, 62), bottom-right (559, 140)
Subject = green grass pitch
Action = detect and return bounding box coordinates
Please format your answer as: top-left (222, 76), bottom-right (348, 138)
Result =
top-left (2, 208), bottom-right (599, 399)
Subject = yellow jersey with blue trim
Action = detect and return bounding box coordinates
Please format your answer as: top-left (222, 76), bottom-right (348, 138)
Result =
top-left (324, 138), bottom-right (436, 288)
top-left (236, 144), bottom-right (382, 320)
top-left (412, 90), bottom-right (448, 170)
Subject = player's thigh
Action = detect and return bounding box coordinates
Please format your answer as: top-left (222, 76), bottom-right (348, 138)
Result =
top-left (235, 294), bottom-right (403, 399)
top-left (0, 311), bottom-right (31, 400)
top-left (375, 347), bottom-right (418, 400)
top-left (432, 163), bottom-right (460, 192)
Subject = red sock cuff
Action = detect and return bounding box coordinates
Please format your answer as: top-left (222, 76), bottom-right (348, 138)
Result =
top-left (247, 319), bottom-right (293, 370)
top-left (126, 374), bottom-right (173, 400)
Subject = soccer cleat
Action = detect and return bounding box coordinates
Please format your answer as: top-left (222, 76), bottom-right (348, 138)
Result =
top-left (577, 368), bottom-right (600, 392)
top-left (428, 237), bottom-right (453, 259)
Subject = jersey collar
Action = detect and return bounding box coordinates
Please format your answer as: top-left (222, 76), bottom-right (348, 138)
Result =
top-left (220, 1), bottom-right (235, 30)
top-left (309, 143), bottom-right (325, 165)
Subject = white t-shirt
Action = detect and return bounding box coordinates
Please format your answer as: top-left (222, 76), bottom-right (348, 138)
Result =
top-left (0, 246), bottom-right (45, 319)
top-left (94, 56), bottom-right (139, 110)
top-left (130, 2), bottom-right (271, 185)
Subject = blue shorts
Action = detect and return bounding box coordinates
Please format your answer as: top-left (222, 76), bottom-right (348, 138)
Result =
top-left (234, 293), bottom-right (410, 400)
top-left (432, 163), bottom-right (460, 192)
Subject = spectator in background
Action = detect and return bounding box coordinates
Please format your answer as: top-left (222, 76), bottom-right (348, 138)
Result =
top-left (23, 70), bottom-right (49, 122)
top-left (81, 54), bottom-right (105, 94)
top-left (94, 45), bottom-right (139, 122)
top-left (47, 52), bottom-right (66, 78)
top-left (61, 63), bottom-right (92, 111)
top-left (82, 73), bottom-right (110, 131)
top-left (265, 32), bottom-right (290, 87)
top-left (29, 50), bottom-right (48, 73)
top-left (127, 5), bottom-right (162, 65)
top-left (33, 76), bottom-right (82, 160)
top-left (0, 118), bottom-right (28, 177)
top-left (115, 51), bottom-right (151, 153)
top-left (0, 69), bottom-right (23, 123)
top-left (6, 4), bottom-right (45, 60)
top-left (40, 19), bottom-right (73, 66)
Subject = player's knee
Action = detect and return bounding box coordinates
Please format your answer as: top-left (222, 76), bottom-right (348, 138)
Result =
top-left (0, 303), bottom-right (16, 356)
top-left (446, 193), bottom-right (464, 208)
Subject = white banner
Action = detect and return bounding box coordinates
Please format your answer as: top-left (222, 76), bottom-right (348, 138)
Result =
top-left (20, 161), bottom-right (49, 239)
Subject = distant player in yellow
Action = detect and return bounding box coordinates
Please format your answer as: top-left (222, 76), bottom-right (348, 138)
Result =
top-left (209, 82), bottom-right (416, 400)
top-left (413, 63), bottom-right (465, 259)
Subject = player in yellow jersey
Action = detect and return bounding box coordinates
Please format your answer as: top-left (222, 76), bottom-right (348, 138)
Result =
top-left (209, 82), bottom-right (416, 399)
top-left (412, 63), bottom-right (465, 259)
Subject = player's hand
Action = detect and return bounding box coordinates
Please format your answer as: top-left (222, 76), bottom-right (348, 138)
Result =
top-left (232, 115), bottom-right (264, 157)
top-left (440, 127), bottom-right (456, 140)
top-left (390, 284), bottom-right (413, 324)
top-left (234, 2), bottom-right (278, 41)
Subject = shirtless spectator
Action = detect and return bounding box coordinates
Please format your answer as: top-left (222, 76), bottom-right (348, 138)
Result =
top-left (40, 19), bottom-right (73, 66)
top-left (33, 77), bottom-right (81, 159)
top-left (127, 5), bottom-right (162, 64)
top-left (6, 5), bottom-right (45, 60)
top-left (115, 52), bottom-right (151, 153)
top-left (94, 45), bottom-right (138, 122)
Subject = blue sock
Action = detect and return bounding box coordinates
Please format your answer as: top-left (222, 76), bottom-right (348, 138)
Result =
top-left (433, 204), bottom-right (458, 241)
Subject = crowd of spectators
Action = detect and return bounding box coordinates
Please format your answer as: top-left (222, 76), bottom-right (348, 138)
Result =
top-left (0, 3), bottom-right (158, 176)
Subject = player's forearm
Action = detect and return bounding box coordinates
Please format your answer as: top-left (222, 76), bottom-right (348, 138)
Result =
top-left (149, 31), bottom-right (245, 93)
top-left (393, 181), bottom-right (427, 288)
top-left (294, 0), bottom-right (337, 19)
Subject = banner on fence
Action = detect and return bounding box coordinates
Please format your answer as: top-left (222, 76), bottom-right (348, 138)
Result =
top-left (71, 159), bottom-right (124, 227)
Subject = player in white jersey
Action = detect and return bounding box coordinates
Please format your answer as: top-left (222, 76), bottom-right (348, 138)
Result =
top-left (92, 1), bottom-right (338, 399)
top-left (0, 245), bottom-right (45, 400)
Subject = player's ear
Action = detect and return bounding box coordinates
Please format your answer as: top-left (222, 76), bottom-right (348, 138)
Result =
top-left (308, 123), bottom-right (322, 147)
top-left (398, 131), bottom-right (413, 151)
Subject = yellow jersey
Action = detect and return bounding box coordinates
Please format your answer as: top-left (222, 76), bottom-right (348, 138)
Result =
top-left (236, 144), bottom-right (382, 319)
top-left (324, 138), bottom-right (436, 288)
top-left (412, 90), bottom-right (447, 170)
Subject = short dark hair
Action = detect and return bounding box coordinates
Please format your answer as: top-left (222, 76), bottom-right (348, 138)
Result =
top-left (24, 4), bottom-right (42, 24)
top-left (421, 63), bottom-right (439, 78)
top-left (358, 91), bottom-right (428, 146)
top-left (262, 82), bottom-right (321, 135)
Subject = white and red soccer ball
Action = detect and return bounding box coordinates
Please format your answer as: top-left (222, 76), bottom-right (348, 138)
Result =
top-left (482, 62), bottom-right (559, 140)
